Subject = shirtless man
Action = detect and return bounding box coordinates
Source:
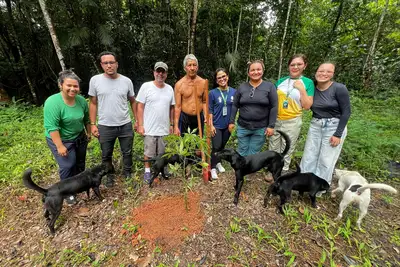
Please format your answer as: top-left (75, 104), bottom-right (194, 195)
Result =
top-left (174, 54), bottom-right (208, 136)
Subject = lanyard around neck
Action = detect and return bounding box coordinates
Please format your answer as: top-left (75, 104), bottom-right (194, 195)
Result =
top-left (218, 87), bottom-right (229, 106)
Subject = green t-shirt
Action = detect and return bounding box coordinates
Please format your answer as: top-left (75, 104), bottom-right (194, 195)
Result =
top-left (44, 93), bottom-right (89, 140)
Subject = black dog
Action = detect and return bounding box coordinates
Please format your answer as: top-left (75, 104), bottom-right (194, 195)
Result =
top-left (138, 154), bottom-right (201, 187)
top-left (264, 163), bottom-right (330, 212)
top-left (23, 164), bottom-right (110, 234)
top-left (215, 130), bottom-right (291, 205)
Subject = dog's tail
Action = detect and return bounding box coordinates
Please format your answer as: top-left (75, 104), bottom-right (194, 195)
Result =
top-left (23, 168), bottom-right (47, 195)
top-left (357, 183), bottom-right (397, 195)
top-left (275, 130), bottom-right (291, 157)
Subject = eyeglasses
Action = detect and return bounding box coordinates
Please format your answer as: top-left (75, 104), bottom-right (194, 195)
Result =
top-left (216, 75), bottom-right (227, 80)
top-left (317, 70), bottom-right (334, 74)
top-left (289, 63), bottom-right (304, 68)
top-left (101, 61), bottom-right (116, 65)
top-left (250, 87), bottom-right (255, 98)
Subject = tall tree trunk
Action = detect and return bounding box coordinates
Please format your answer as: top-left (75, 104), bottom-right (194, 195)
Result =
top-left (187, 0), bottom-right (198, 54)
top-left (247, 4), bottom-right (256, 62)
top-left (234, 5), bottom-right (242, 54)
top-left (362, 0), bottom-right (389, 89)
top-left (324, 0), bottom-right (344, 58)
top-left (5, 0), bottom-right (38, 104)
top-left (38, 0), bottom-right (66, 70)
top-left (278, 0), bottom-right (292, 79)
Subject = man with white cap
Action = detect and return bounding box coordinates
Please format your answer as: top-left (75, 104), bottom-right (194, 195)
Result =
top-left (136, 62), bottom-right (175, 184)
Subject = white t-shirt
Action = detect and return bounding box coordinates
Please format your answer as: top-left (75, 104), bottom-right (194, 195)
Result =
top-left (136, 81), bottom-right (175, 136)
top-left (88, 74), bottom-right (135, 126)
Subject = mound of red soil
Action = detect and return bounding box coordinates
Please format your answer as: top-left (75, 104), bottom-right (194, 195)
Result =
top-left (132, 192), bottom-right (205, 251)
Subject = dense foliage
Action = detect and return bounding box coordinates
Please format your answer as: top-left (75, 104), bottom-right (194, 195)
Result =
top-left (1, 0), bottom-right (399, 104)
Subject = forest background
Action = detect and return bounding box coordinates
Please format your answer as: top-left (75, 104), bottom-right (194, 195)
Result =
top-left (1, 0), bottom-right (399, 104)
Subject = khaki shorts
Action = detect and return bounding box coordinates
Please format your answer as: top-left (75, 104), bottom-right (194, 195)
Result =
top-left (144, 136), bottom-right (166, 158)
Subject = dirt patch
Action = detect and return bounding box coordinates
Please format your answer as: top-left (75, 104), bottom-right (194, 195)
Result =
top-left (131, 192), bottom-right (205, 251)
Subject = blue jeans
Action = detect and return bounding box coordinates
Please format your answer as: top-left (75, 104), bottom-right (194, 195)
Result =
top-left (98, 122), bottom-right (133, 176)
top-left (236, 125), bottom-right (266, 156)
top-left (300, 118), bottom-right (347, 184)
top-left (46, 132), bottom-right (88, 180)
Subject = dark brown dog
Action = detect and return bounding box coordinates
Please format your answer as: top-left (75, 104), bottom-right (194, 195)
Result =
top-left (23, 164), bottom-right (110, 234)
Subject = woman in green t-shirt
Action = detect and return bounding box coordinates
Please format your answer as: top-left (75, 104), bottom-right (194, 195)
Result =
top-left (43, 70), bottom-right (91, 205)
top-left (269, 54), bottom-right (315, 173)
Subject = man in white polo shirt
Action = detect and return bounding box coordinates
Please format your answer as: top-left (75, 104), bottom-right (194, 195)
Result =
top-left (136, 62), bottom-right (175, 184)
top-left (89, 51), bottom-right (137, 187)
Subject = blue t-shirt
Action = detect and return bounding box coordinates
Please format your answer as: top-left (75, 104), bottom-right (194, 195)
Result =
top-left (208, 87), bottom-right (236, 129)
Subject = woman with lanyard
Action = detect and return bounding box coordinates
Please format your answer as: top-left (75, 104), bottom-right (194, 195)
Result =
top-left (208, 68), bottom-right (236, 180)
top-left (269, 54), bottom-right (314, 173)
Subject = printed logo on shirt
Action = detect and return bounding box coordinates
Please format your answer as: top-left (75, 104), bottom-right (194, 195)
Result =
top-left (231, 96), bottom-right (234, 102)
top-left (218, 96), bottom-right (222, 103)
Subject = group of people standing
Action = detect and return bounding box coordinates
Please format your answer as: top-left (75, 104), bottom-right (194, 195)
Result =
top-left (43, 51), bottom-right (351, 204)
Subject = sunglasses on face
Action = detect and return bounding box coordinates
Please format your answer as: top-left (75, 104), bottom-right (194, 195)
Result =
top-left (155, 68), bottom-right (166, 73)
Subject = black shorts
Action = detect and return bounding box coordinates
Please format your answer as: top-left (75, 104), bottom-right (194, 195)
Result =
top-left (178, 111), bottom-right (204, 136)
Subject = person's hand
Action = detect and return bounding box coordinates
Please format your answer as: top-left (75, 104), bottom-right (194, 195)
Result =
top-left (137, 125), bottom-right (145, 136)
top-left (169, 125), bottom-right (174, 134)
top-left (133, 121), bottom-right (139, 132)
top-left (174, 126), bottom-right (181, 136)
top-left (265, 127), bottom-right (274, 136)
top-left (228, 123), bottom-right (235, 133)
top-left (91, 124), bottom-right (100, 138)
top-left (211, 126), bottom-right (216, 137)
top-left (86, 133), bottom-right (91, 142)
top-left (330, 136), bottom-right (341, 147)
top-left (293, 80), bottom-right (305, 91)
top-left (56, 145), bottom-right (68, 157)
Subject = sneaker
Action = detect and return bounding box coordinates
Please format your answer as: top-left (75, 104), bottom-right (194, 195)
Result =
top-left (216, 163), bottom-right (225, 173)
top-left (211, 169), bottom-right (218, 180)
top-left (66, 195), bottom-right (77, 205)
top-left (105, 174), bottom-right (115, 188)
top-left (316, 190), bottom-right (327, 198)
top-left (144, 172), bottom-right (152, 184)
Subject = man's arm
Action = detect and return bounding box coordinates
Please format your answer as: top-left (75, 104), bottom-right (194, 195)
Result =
top-left (89, 96), bottom-right (99, 137)
top-left (174, 82), bottom-right (182, 135)
top-left (129, 96), bottom-right (137, 123)
top-left (136, 101), bottom-right (144, 136)
top-left (169, 105), bottom-right (174, 134)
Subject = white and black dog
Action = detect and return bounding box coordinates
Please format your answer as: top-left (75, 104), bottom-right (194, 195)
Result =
top-left (332, 169), bottom-right (397, 229)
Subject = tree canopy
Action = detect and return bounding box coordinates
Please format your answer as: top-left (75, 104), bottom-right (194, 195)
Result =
top-left (1, 0), bottom-right (399, 105)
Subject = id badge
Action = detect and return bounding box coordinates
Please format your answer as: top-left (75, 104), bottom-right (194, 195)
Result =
top-left (222, 106), bottom-right (228, 116)
top-left (283, 100), bottom-right (289, 109)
